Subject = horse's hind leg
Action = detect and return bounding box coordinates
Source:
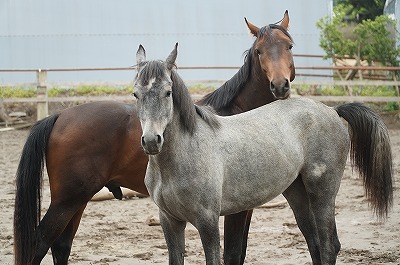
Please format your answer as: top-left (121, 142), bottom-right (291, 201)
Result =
top-left (302, 169), bottom-right (343, 264)
top-left (223, 209), bottom-right (253, 265)
top-left (51, 204), bottom-right (87, 265)
top-left (283, 176), bottom-right (321, 264)
top-left (33, 200), bottom-right (90, 264)
top-left (307, 192), bottom-right (340, 264)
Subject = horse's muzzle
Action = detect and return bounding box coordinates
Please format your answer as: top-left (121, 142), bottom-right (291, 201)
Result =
top-left (141, 134), bottom-right (163, 155)
top-left (270, 79), bottom-right (290, 99)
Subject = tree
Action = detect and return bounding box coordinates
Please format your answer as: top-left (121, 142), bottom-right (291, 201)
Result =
top-left (317, 4), bottom-right (400, 66)
top-left (334, 0), bottom-right (386, 22)
top-left (317, 5), bottom-right (400, 96)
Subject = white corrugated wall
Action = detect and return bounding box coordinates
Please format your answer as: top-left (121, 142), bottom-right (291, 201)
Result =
top-left (0, 0), bottom-right (332, 83)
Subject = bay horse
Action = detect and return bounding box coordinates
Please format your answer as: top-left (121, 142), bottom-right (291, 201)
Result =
top-left (135, 43), bottom-right (393, 265)
top-left (14, 11), bottom-right (294, 265)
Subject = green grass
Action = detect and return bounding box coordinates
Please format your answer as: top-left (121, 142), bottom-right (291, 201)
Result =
top-left (2, 84), bottom-right (399, 112)
top-left (356, 86), bottom-right (398, 97)
top-left (293, 84), bottom-right (399, 97)
top-left (1, 84), bottom-right (217, 98)
top-left (0, 86), bottom-right (133, 98)
top-left (187, 84), bottom-right (217, 95)
top-left (48, 86), bottom-right (132, 97)
top-left (0, 87), bottom-right (36, 98)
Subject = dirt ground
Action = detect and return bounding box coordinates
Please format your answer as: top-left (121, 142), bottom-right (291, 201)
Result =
top-left (1, 115), bottom-right (400, 265)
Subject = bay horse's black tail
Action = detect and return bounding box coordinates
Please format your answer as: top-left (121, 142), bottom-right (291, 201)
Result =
top-left (335, 103), bottom-right (393, 220)
top-left (14, 114), bottom-right (59, 265)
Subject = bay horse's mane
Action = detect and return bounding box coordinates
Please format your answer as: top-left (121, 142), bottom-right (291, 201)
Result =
top-left (198, 24), bottom-right (293, 112)
top-left (197, 48), bottom-right (254, 111)
top-left (136, 60), bottom-right (220, 135)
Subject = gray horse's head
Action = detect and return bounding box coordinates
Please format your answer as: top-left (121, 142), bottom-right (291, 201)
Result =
top-left (133, 43), bottom-right (178, 155)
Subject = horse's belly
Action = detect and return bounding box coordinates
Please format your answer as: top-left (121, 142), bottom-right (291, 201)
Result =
top-left (220, 172), bottom-right (297, 216)
top-left (220, 151), bottom-right (302, 215)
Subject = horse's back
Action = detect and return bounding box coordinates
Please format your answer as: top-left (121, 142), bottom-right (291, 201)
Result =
top-left (258, 98), bottom-right (350, 160)
top-left (53, 101), bottom-right (135, 130)
top-left (49, 101), bottom-right (137, 148)
top-left (221, 97), bottom-right (347, 144)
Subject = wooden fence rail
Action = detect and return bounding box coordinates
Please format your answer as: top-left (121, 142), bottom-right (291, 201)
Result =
top-left (1, 66), bottom-right (400, 120)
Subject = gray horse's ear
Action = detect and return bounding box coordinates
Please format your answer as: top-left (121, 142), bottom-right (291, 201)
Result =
top-left (245, 18), bottom-right (259, 37)
top-left (280, 10), bottom-right (289, 30)
top-left (166, 43), bottom-right (178, 70)
top-left (136, 44), bottom-right (146, 66)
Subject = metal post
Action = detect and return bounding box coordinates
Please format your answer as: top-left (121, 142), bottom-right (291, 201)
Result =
top-left (36, 69), bottom-right (48, 121)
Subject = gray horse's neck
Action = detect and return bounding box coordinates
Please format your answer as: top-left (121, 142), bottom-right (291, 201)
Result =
top-left (157, 112), bottom-right (195, 161)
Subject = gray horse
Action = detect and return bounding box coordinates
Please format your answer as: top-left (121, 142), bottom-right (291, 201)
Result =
top-left (133, 44), bottom-right (393, 265)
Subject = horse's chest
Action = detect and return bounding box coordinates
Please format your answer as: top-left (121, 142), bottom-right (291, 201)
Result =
top-left (151, 180), bottom-right (199, 221)
top-left (145, 163), bottom-right (220, 220)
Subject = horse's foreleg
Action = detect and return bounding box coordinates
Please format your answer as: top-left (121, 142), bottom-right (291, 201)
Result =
top-left (197, 214), bottom-right (221, 265)
top-left (223, 210), bottom-right (253, 265)
top-left (283, 176), bottom-right (321, 264)
top-left (51, 204), bottom-right (87, 265)
top-left (159, 210), bottom-right (186, 265)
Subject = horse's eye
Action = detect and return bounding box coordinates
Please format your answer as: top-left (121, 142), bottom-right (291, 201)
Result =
top-left (133, 92), bottom-right (138, 99)
top-left (288, 44), bottom-right (293, 50)
top-left (166, 91), bottom-right (172, 97)
top-left (255, 48), bottom-right (261, 55)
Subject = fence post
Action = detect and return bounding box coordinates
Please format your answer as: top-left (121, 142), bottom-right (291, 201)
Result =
top-left (36, 69), bottom-right (48, 121)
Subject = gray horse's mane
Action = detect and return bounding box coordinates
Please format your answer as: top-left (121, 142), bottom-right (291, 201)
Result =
top-left (136, 60), bottom-right (220, 134)
top-left (170, 69), bottom-right (221, 134)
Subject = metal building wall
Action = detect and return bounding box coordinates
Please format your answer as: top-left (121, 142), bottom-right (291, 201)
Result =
top-left (0, 0), bottom-right (332, 83)
top-left (384, 0), bottom-right (400, 49)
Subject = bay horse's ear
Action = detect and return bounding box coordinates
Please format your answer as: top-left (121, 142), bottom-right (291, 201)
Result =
top-left (280, 10), bottom-right (289, 30)
top-left (244, 18), bottom-right (259, 37)
top-left (166, 43), bottom-right (178, 70)
top-left (136, 44), bottom-right (146, 66)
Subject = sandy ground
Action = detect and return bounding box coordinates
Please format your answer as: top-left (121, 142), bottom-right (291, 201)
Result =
top-left (1, 122), bottom-right (400, 264)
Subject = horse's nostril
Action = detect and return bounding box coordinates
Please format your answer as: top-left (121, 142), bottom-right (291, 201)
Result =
top-left (284, 79), bottom-right (290, 91)
top-left (141, 136), bottom-right (146, 146)
top-left (157, 134), bottom-right (162, 144)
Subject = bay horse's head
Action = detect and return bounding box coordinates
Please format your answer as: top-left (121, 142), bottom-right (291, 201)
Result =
top-left (246, 10), bottom-right (295, 99)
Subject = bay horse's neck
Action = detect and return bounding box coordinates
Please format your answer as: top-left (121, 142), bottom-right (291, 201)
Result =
top-left (198, 50), bottom-right (276, 116)
top-left (230, 63), bottom-right (276, 115)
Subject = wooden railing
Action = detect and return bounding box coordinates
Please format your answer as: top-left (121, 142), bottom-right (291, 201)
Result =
top-left (1, 63), bottom-right (400, 120)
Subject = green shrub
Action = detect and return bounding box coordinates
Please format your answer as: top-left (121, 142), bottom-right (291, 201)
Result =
top-left (384, 102), bottom-right (399, 112)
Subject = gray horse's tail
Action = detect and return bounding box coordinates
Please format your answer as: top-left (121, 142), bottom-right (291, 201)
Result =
top-left (335, 103), bottom-right (393, 220)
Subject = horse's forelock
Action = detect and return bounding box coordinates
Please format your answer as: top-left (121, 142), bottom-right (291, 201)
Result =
top-left (136, 60), bottom-right (168, 86)
top-left (258, 24), bottom-right (293, 43)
